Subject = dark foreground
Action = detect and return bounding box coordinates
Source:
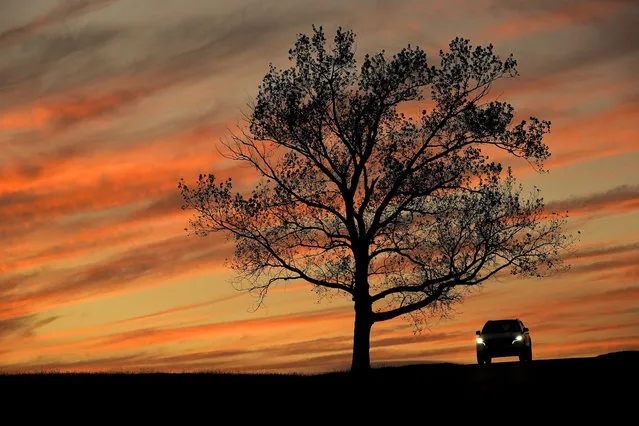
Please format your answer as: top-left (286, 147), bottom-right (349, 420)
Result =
top-left (2, 351), bottom-right (636, 417)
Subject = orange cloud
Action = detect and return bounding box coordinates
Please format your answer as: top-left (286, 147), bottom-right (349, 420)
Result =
top-left (391, 82), bottom-right (638, 181)
top-left (0, 121), bottom-right (260, 269)
top-left (545, 185), bottom-right (639, 217)
top-left (0, 89), bottom-right (150, 133)
top-left (4, 273), bottom-right (636, 373)
top-left (0, 106), bottom-right (53, 130)
top-left (37, 292), bottom-right (249, 343)
top-left (488, 0), bottom-right (625, 41)
top-left (549, 101), bottom-right (638, 151)
top-left (0, 232), bottom-right (233, 320)
top-left (0, 0), bottom-right (116, 47)
top-left (5, 186), bottom-right (636, 370)
top-left (534, 286), bottom-right (638, 318)
top-left (6, 244), bottom-right (636, 373)
top-left (0, 123), bottom-right (226, 194)
top-left (497, 101), bottom-right (639, 176)
top-left (0, 314), bottom-right (58, 342)
top-left (536, 336), bottom-right (639, 360)
top-left (88, 307), bottom-right (352, 354)
top-left (2, 306), bottom-right (354, 370)
top-left (1, 2), bottom-right (638, 374)
top-left (564, 241), bottom-right (639, 261)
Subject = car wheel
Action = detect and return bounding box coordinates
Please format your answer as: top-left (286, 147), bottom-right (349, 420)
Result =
top-left (520, 347), bottom-right (532, 362)
top-left (485, 357), bottom-right (492, 365)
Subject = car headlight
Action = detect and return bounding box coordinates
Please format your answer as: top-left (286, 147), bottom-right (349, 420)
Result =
top-left (514, 335), bottom-right (523, 342)
top-left (476, 337), bottom-right (484, 344)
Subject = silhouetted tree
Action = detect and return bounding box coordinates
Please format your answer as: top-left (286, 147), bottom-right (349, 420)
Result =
top-left (179, 26), bottom-right (571, 373)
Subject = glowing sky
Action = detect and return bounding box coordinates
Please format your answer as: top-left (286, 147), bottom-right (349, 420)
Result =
top-left (1, 0), bottom-right (637, 373)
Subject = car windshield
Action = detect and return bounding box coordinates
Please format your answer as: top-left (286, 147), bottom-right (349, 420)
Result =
top-left (482, 321), bottom-right (520, 334)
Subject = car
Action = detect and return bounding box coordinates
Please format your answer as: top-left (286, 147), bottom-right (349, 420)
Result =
top-left (475, 318), bottom-right (532, 364)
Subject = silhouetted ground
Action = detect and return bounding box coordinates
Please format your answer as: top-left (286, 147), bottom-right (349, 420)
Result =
top-left (2, 351), bottom-right (636, 418)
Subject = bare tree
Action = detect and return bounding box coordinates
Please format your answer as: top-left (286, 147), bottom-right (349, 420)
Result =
top-left (178, 26), bottom-right (572, 373)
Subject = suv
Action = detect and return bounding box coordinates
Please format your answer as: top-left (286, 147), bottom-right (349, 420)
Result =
top-left (475, 319), bottom-right (532, 364)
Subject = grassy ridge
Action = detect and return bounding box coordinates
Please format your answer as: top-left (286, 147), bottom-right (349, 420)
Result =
top-left (3, 351), bottom-right (635, 387)
top-left (1, 352), bottom-right (635, 418)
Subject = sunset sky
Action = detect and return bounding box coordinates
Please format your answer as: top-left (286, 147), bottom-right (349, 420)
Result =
top-left (1, 0), bottom-right (637, 374)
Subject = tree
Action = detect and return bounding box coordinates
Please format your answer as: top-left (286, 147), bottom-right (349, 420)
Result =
top-left (178, 26), bottom-right (571, 373)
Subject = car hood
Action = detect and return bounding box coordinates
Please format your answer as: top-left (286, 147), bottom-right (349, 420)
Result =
top-left (481, 332), bottom-right (522, 339)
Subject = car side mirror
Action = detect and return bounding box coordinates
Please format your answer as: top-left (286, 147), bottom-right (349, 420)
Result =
top-left (523, 327), bottom-right (529, 333)
top-left (475, 330), bottom-right (481, 336)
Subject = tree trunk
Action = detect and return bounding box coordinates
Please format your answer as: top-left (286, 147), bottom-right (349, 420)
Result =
top-left (351, 298), bottom-right (372, 374)
top-left (351, 240), bottom-right (372, 374)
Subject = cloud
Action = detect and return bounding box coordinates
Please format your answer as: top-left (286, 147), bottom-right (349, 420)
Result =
top-left (567, 317), bottom-right (639, 335)
top-left (564, 242), bottom-right (639, 261)
top-left (157, 338), bottom-right (471, 373)
top-left (0, 0), bottom-right (394, 112)
top-left (0, 127), bottom-right (260, 319)
top-left (552, 286), bottom-right (639, 311)
top-left (0, 0), bottom-right (116, 47)
top-left (487, 0), bottom-right (627, 42)
top-left (31, 291), bottom-right (254, 344)
top-left (527, 5), bottom-right (636, 80)
top-left (536, 335), bottom-right (639, 359)
top-left (485, 0), bottom-right (639, 75)
top-left (545, 185), bottom-right (639, 217)
top-left (0, 88), bottom-right (153, 136)
top-left (1, 305), bottom-right (355, 372)
top-left (510, 285), bottom-right (639, 341)
top-left (4, 271), bottom-right (637, 373)
top-left (88, 306), bottom-right (352, 353)
top-left (0, 314), bottom-right (57, 342)
top-left (1, 353), bottom-right (150, 374)
top-left (0, 271), bottom-right (36, 298)
top-left (493, 93), bottom-right (639, 176)
top-left (1, 0), bottom-right (637, 374)
top-left (372, 332), bottom-right (462, 348)
top-left (2, 232), bottom-right (233, 317)
top-left (0, 124), bottom-right (235, 260)
top-left (564, 286), bottom-right (639, 307)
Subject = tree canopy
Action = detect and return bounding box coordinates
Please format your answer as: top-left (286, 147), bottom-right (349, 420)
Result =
top-left (179, 26), bottom-right (571, 372)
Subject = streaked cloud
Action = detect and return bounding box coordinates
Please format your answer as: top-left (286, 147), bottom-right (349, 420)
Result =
top-left (0, 0), bottom-right (636, 373)
top-left (0, 0), bottom-right (115, 47)
top-left (545, 185), bottom-right (639, 217)
top-left (0, 314), bottom-right (58, 342)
